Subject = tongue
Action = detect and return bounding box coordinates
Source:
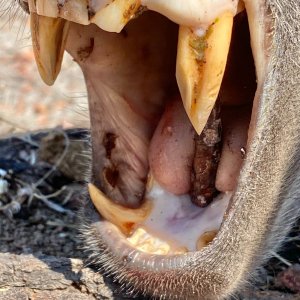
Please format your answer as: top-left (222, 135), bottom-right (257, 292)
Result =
top-left (149, 98), bottom-right (250, 198)
top-left (149, 97), bottom-right (195, 195)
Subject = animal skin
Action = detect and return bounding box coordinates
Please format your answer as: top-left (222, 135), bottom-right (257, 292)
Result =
top-left (10, 0), bottom-right (300, 299)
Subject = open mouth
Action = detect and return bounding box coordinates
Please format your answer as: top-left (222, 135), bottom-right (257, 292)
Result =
top-left (20, 0), bottom-right (288, 298)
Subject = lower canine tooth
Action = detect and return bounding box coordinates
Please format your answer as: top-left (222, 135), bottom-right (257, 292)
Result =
top-left (197, 230), bottom-right (218, 250)
top-left (30, 13), bottom-right (70, 86)
top-left (88, 183), bottom-right (152, 235)
top-left (91, 0), bottom-right (141, 33)
top-left (176, 13), bottom-right (233, 135)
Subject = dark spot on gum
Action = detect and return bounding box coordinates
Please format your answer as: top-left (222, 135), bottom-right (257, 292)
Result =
top-left (103, 132), bottom-right (117, 159)
top-left (120, 29), bottom-right (128, 38)
top-left (104, 167), bottom-right (119, 188)
top-left (77, 38), bottom-right (95, 62)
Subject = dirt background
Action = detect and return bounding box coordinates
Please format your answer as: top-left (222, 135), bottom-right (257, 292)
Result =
top-left (0, 10), bottom-right (299, 300)
top-left (0, 11), bottom-right (88, 137)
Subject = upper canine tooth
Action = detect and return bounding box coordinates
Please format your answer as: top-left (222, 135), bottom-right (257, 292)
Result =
top-left (91, 0), bottom-right (141, 33)
top-left (176, 13), bottom-right (233, 135)
top-left (88, 183), bottom-right (152, 236)
top-left (30, 13), bottom-right (70, 86)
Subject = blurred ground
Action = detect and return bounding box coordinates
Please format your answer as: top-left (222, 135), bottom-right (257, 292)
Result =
top-left (0, 12), bottom-right (88, 137)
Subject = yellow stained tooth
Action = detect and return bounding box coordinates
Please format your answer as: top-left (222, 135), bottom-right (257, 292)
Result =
top-left (88, 183), bottom-right (152, 236)
top-left (30, 13), bottom-right (69, 86)
top-left (176, 12), bottom-right (233, 135)
top-left (91, 0), bottom-right (141, 33)
top-left (196, 230), bottom-right (218, 250)
top-left (128, 227), bottom-right (188, 255)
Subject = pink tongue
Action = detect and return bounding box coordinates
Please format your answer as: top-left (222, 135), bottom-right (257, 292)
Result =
top-left (149, 98), bottom-right (250, 196)
top-left (148, 97), bottom-right (195, 195)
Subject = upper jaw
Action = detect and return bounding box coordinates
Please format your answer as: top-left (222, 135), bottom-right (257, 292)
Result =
top-left (25, 0), bottom-right (300, 299)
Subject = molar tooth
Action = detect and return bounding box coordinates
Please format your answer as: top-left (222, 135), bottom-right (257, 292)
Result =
top-left (196, 230), bottom-right (218, 250)
top-left (88, 183), bottom-right (152, 236)
top-left (176, 13), bottom-right (233, 135)
top-left (91, 0), bottom-right (141, 33)
top-left (36, 0), bottom-right (58, 18)
top-left (30, 13), bottom-right (69, 86)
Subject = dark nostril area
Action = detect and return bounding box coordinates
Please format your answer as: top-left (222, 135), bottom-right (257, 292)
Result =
top-left (18, 0), bottom-right (29, 14)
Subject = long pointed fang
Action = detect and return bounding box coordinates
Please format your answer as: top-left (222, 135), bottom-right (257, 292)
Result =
top-left (30, 13), bottom-right (69, 86)
top-left (176, 13), bottom-right (233, 135)
top-left (88, 183), bottom-right (152, 236)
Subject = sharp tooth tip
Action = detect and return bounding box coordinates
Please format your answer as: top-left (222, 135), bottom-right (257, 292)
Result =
top-left (88, 183), bottom-right (152, 235)
top-left (40, 74), bottom-right (56, 86)
top-left (30, 13), bottom-right (68, 88)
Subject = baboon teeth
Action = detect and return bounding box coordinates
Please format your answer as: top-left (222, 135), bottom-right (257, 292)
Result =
top-left (127, 227), bottom-right (188, 255)
top-left (30, 13), bottom-right (69, 85)
top-left (33, 0), bottom-right (90, 24)
top-left (91, 0), bottom-right (142, 33)
top-left (88, 183), bottom-right (152, 236)
top-left (176, 12), bottom-right (233, 135)
top-left (33, 0), bottom-right (141, 32)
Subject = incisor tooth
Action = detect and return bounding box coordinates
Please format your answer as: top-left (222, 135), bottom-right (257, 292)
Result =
top-left (176, 13), bottom-right (233, 135)
top-left (30, 13), bottom-right (70, 86)
top-left (57, 0), bottom-right (90, 25)
top-left (128, 227), bottom-right (188, 255)
top-left (88, 183), bottom-right (152, 235)
top-left (91, 0), bottom-right (141, 33)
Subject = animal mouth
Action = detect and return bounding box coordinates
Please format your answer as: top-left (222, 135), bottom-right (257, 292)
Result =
top-left (26, 0), bottom-right (272, 296)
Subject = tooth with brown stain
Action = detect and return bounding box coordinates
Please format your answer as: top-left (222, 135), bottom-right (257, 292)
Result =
top-left (197, 230), bottom-right (218, 250)
top-left (91, 0), bottom-right (141, 33)
top-left (88, 183), bottom-right (152, 235)
top-left (30, 13), bottom-right (70, 86)
top-left (176, 12), bottom-right (233, 135)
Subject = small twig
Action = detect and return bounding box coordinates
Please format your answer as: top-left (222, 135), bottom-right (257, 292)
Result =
top-left (33, 130), bottom-right (70, 189)
top-left (37, 196), bottom-right (74, 215)
top-left (34, 186), bottom-right (67, 200)
top-left (16, 134), bottom-right (39, 147)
